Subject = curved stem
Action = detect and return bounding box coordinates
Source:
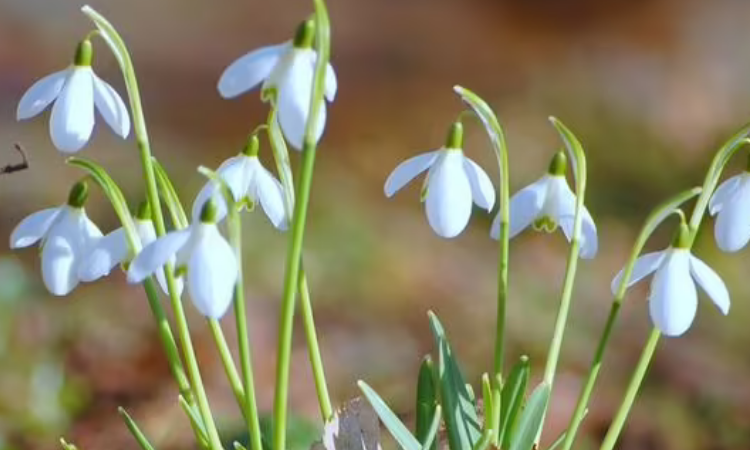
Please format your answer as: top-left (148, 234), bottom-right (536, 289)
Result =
top-left (599, 329), bottom-right (661, 450)
top-left (208, 319), bottom-right (246, 413)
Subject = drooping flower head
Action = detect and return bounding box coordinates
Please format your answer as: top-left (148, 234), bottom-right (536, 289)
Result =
top-left (128, 200), bottom-right (238, 319)
top-left (192, 135), bottom-right (288, 229)
top-left (78, 201), bottom-right (182, 295)
top-left (492, 151), bottom-right (598, 259)
top-left (612, 222), bottom-right (730, 337)
top-left (218, 19), bottom-right (337, 150)
top-left (10, 181), bottom-right (103, 295)
top-left (709, 164), bottom-right (750, 252)
top-left (17, 39), bottom-right (130, 153)
top-left (384, 122), bottom-right (496, 238)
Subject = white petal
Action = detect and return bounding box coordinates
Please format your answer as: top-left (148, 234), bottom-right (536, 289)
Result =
top-left (689, 255), bottom-right (730, 315)
top-left (49, 68), bottom-right (94, 153)
top-left (325, 62), bottom-right (337, 101)
top-left (136, 220), bottom-right (183, 296)
top-left (461, 157), bottom-right (495, 211)
top-left (425, 151), bottom-right (473, 238)
top-left (709, 175), bottom-right (742, 215)
top-left (92, 73), bottom-right (130, 138)
top-left (384, 151), bottom-right (439, 197)
top-left (10, 208), bottom-right (62, 248)
top-left (499, 176), bottom-right (547, 239)
top-left (251, 161), bottom-right (289, 230)
top-left (610, 250), bottom-right (666, 295)
top-left (41, 234), bottom-right (78, 296)
top-left (127, 229), bottom-right (190, 283)
top-left (648, 250), bottom-right (697, 337)
top-left (187, 225), bottom-right (238, 318)
top-left (77, 228), bottom-right (128, 282)
top-left (191, 156), bottom-right (251, 222)
top-left (218, 43), bottom-right (286, 98)
top-left (38, 208), bottom-right (94, 296)
top-left (277, 50), bottom-right (326, 150)
top-left (713, 177), bottom-right (750, 252)
top-left (553, 177), bottom-right (598, 258)
top-left (17, 69), bottom-right (68, 120)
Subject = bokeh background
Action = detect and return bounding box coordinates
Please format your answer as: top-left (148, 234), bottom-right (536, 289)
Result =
top-left (1, 0), bottom-right (750, 449)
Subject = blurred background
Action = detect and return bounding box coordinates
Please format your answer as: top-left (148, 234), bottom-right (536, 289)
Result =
top-left (1, 0), bottom-right (750, 449)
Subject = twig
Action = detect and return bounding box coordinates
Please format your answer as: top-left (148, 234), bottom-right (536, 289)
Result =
top-left (1, 144), bottom-right (30, 174)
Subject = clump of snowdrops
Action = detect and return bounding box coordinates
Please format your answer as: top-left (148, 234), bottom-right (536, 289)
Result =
top-left (8, 2), bottom-right (750, 450)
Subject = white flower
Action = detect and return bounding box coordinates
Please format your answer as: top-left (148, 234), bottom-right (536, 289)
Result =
top-left (16, 39), bottom-right (130, 153)
top-left (709, 172), bottom-right (750, 252)
top-left (77, 204), bottom-right (183, 296)
top-left (611, 242), bottom-right (730, 337)
top-left (384, 122), bottom-right (495, 238)
top-left (492, 152), bottom-right (597, 259)
top-left (192, 138), bottom-right (288, 229)
top-left (127, 201), bottom-right (238, 319)
top-left (217, 20), bottom-right (337, 150)
top-left (9, 182), bottom-right (102, 296)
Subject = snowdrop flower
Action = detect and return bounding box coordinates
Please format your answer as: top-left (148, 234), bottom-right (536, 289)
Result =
top-left (492, 151), bottom-right (598, 259)
top-left (10, 181), bottom-right (103, 296)
top-left (128, 200), bottom-right (238, 319)
top-left (16, 39), bottom-right (130, 153)
top-left (217, 19), bottom-right (337, 150)
top-left (611, 223), bottom-right (730, 337)
top-left (709, 171), bottom-right (750, 252)
top-left (384, 122), bottom-right (495, 238)
top-left (77, 202), bottom-right (183, 295)
top-left (191, 136), bottom-right (288, 229)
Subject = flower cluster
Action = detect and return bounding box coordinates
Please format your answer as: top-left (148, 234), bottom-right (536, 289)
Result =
top-left (11, 18), bottom-right (333, 320)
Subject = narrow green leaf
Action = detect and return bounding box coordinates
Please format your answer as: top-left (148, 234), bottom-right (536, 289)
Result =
top-left (509, 383), bottom-right (551, 450)
top-left (546, 409), bottom-right (586, 450)
top-left (421, 405), bottom-right (442, 450)
top-left (548, 117), bottom-right (586, 196)
top-left (415, 355), bottom-right (438, 450)
top-left (472, 429), bottom-right (493, 450)
top-left (119, 407), bottom-right (157, 450)
top-left (268, 105), bottom-right (295, 213)
top-left (428, 311), bottom-right (482, 450)
top-left (80, 6), bottom-right (128, 71)
top-left (499, 355), bottom-right (530, 449)
top-left (481, 373), bottom-right (493, 433)
top-left (179, 394), bottom-right (209, 449)
top-left (153, 157), bottom-right (188, 229)
top-left (358, 380), bottom-right (421, 450)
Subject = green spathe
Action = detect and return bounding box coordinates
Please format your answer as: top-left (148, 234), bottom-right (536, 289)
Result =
top-left (67, 181), bottom-right (89, 208)
top-left (74, 39), bottom-right (93, 66)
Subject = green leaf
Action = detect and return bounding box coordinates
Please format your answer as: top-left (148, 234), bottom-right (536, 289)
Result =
top-left (499, 355), bottom-right (530, 449)
top-left (480, 373), bottom-right (493, 435)
top-left (509, 383), bottom-right (551, 450)
top-left (421, 405), bottom-right (442, 450)
top-left (268, 103), bottom-right (295, 214)
top-left (119, 407), bottom-right (157, 450)
top-left (415, 355), bottom-right (438, 450)
top-left (153, 157), bottom-right (188, 229)
top-left (428, 311), bottom-right (482, 450)
top-left (179, 395), bottom-right (209, 449)
top-left (358, 380), bottom-right (421, 450)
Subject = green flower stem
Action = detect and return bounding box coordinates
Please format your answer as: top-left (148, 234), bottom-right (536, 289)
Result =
top-left (228, 203), bottom-right (263, 450)
top-left (143, 278), bottom-right (193, 402)
top-left (273, 145), bottom-right (317, 450)
top-left (599, 329), bottom-right (661, 450)
top-left (81, 8), bottom-right (224, 450)
top-left (560, 187), bottom-right (701, 450)
top-left (267, 108), bottom-right (333, 423)
top-left (207, 319), bottom-right (246, 413)
top-left (298, 269), bottom-right (333, 420)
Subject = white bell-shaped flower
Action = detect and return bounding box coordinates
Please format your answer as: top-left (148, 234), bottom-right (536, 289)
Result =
top-left (492, 151), bottom-right (598, 259)
top-left (217, 20), bottom-right (337, 150)
top-left (16, 39), bottom-right (130, 153)
top-left (384, 122), bottom-right (496, 238)
top-left (611, 223), bottom-right (730, 337)
top-left (709, 172), bottom-right (750, 252)
top-left (127, 200), bottom-right (238, 319)
top-left (192, 136), bottom-right (288, 229)
top-left (9, 181), bottom-right (103, 296)
top-left (77, 202), bottom-right (183, 296)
